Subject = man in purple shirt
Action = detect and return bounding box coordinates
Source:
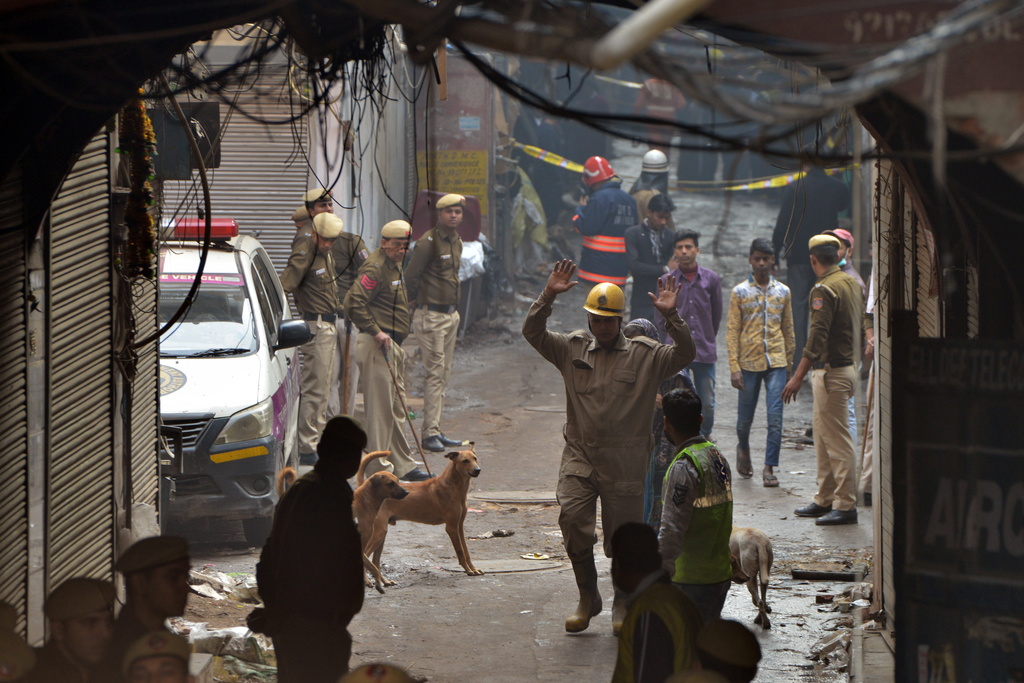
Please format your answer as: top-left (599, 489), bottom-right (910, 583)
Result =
top-left (655, 229), bottom-right (722, 438)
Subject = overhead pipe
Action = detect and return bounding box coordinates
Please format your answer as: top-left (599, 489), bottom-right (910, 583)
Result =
top-left (588, 0), bottom-right (714, 70)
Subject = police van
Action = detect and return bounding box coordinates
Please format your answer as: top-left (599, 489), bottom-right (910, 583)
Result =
top-left (158, 218), bottom-right (310, 545)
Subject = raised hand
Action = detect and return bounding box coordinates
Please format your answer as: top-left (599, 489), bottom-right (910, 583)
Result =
top-left (544, 259), bottom-right (579, 298)
top-left (649, 273), bottom-right (682, 315)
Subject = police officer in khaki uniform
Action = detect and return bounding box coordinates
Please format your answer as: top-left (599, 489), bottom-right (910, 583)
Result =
top-left (281, 212), bottom-right (343, 464)
top-left (523, 259), bottom-right (695, 633)
top-left (783, 234), bottom-right (864, 526)
top-left (328, 222), bottom-right (370, 419)
top-left (27, 578), bottom-right (115, 682)
top-left (344, 221), bottom-right (431, 482)
top-left (405, 193), bottom-right (467, 452)
top-left (97, 536), bottom-right (191, 680)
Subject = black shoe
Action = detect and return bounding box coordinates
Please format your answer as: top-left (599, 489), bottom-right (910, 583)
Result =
top-left (299, 451), bottom-right (318, 466)
top-left (438, 433), bottom-right (468, 448)
top-left (422, 435), bottom-right (445, 452)
top-left (795, 502), bottom-right (832, 517)
top-left (816, 508), bottom-right (858, 526)
top-left (400, 468), bottom-right (434, 482)
top-left (862, 492), bottom-right (873, 507)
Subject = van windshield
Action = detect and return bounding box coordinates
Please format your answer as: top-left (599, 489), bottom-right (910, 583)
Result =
top-left (158, 278), bottom-right (259, 357)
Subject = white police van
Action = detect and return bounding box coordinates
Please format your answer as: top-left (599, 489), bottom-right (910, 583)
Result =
top-left (158, 218), bottom-right (311, 545)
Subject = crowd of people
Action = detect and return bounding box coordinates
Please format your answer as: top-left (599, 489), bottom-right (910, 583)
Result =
top-left (0, 141), bottom-right (871, 682)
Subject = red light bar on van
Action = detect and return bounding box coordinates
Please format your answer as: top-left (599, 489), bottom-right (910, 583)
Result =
top-left (174, 218), bottom-right (239, 240)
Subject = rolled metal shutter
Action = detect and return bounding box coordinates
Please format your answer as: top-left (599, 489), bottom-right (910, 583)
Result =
top-left (132, 323), bottom-right (160, 509)
top-left (163, 73), bottom-right (312, 272)
top-left (48, 133), bottom-right (116, 586)
top-left (0, 169), bottom-right (29, 633)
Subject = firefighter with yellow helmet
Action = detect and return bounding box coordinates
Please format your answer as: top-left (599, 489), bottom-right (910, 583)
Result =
top-left (523, 259), bottom-right (696, 635)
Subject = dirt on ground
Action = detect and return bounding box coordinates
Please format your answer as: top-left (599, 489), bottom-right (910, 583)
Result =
top-left (183, 140), bottom-right (874, 682)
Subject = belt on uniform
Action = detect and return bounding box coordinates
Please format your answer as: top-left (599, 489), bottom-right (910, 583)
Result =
top-left (303, 313), bottom-right (338, 323)
top-left (812, 360), bottom-right (854, 370)
top-left (426, 304), bottom-right (457, 314)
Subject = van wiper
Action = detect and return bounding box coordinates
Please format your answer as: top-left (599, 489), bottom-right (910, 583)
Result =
top-left (189, 347), bottom-right (249, 357)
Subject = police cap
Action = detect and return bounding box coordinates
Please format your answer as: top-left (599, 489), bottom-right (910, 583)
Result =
top-left (381, 220), bottom-right (411, 239)
top-left (115, 536), bottom-right (190, 575)
top-left (313, 213), bottom-right (344, 239)
top-left (45, 578), bottom-right (116, 621)
top-left (808, 234), bottom-right (841, 250)
top-left (435, 194), bottom-right (465, 210)
top-left (122, 631), bottom-right (190, 675)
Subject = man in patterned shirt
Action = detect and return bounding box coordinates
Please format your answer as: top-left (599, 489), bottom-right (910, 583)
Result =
top-left (726, 238), bottom-right (795, 486)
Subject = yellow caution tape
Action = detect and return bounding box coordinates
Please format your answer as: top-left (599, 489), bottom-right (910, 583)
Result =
top-left (511, 141), bottom-right (585, 173)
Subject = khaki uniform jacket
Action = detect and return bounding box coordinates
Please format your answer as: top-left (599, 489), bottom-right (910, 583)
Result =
top-left (343, 249), bottom-right (411, 338)
top-left (803, 265), bottom-right (865, 365)
top-left (332, 233), bottom-right (369, 312)
top-left (522, 291), bottom-right (696, 484)
top-left (280, 228), bottom-right (338, 315)
top-left (405, 225), bottom-right (462, 305)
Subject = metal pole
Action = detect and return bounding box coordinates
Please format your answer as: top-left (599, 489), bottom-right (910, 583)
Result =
top-left (380, 346), bottom-right (432, 476)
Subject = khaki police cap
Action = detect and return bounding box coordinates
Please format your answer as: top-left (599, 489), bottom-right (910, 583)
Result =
top-left (303, 188), bottom-right (332, 204)
top-left (313, 213), bottom-right (344, 239)
top-left (115, 536), bottom-right (189, 575)
top-left (291, 205), bottom-right (310, 223)
top-left (381, 220), bottom-right (411, 239)
top-left (435, 194), bottom-right (465, 210)
top-left (808, 234), bottom-right (841, 250)
top-left (45, 578), bottom-right (116, 621)
top-left (122, 631), bottom-right (190, 675)
top-left (697, 619), bottom-right (762, 668)
top-left (0, 630), bottom-right (36, 681)
top-left (0, 603), bottom-right (14, 632)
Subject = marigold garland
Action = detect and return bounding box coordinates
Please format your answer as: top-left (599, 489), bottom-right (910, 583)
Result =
top-left (119, 91), bottom-right (158, 278)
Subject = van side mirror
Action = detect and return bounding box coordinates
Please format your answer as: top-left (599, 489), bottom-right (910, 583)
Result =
top-left (275, 320), bottom-right (312, 351)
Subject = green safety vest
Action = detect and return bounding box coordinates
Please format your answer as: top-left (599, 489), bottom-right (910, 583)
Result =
top-left (663, 441), bottom-right (733, 584)
top-left (611, 579), bottom-right (702, 683)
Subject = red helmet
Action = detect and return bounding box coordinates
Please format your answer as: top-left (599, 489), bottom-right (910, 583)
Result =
top-left (582, 156), bottom-right (616, 187)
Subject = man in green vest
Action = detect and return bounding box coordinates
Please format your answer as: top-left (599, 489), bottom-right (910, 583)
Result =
top-left (658, 388), bottom-right (734, 624)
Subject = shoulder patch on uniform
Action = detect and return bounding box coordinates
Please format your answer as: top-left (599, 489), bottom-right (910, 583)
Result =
top-left (812, 297), bottom-right (823, 310)
top-left (359, 249), bottom-right (368, 259)
top-left (359, 274), bottom-right (378, 290)
top-left (672, 483), bottom-right (689, 506)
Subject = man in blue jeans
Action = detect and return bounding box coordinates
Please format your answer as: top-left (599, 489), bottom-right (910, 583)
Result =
top-left (656, 229), bottom-right (722, 439)
top-left (726, 238), bottom-right (795, 485)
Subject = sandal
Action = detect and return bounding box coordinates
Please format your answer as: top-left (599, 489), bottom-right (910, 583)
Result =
top-left (763, 472), bottom-right (779, 487)
top-left (736, 449), bottom-right (753, 479)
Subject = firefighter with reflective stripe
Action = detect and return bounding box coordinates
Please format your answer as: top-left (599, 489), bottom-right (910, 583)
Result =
top-left (523, 260), bottom-right (696, 635)
top-left (658, 389), bottom-right (734, 624)
top-left (573, 156), bottom-right (637, 286)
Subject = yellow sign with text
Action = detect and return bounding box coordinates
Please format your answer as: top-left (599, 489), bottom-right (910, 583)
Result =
top-left (416, 150), bottom-right (489, 214)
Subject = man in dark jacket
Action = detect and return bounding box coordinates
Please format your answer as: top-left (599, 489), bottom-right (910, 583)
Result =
top-left (772, 163), bottom-right (850, 368)
top-left (256, 416), bottom-right (366, 682)
top-left (625, 193), bottom-right (677, 321)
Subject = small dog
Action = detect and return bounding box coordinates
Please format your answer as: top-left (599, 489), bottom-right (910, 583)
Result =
top-left (364, 444), bottom-right (483, 577)
top-left (729, 526), bottom-right (774, 629)
top-left (353, 452), bottom-right (409, 592)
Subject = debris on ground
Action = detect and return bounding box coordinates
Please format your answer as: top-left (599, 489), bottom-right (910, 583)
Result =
top-left (189, 568), bottom-right (261, 603)
top-left (472, 529), bottom-right (515, 539)
top-left (810, 629), bottom-right (851, 671)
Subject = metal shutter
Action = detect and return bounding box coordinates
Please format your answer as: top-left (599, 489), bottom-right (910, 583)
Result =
top-left (0, 169), bottom-right (29, 634)
top-left (132, 322), bottom-right (160, 509)
top-left (163, 72), bottom-right (312, 272)
top-left (48, 132), bottom-right (116, 586)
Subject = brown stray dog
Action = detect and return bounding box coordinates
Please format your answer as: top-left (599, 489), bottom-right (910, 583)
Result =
top-left (729, 526), bottom-right (774, 629)
top-left (275, 466), bottom-right (298, 497)
top-left (364, 444), bottom-right (483, 577)
top-left (353, 452), bottom-right (409, 592)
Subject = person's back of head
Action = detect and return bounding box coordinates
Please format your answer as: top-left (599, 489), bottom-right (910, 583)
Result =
top-left (610, 522), bottom-right (661, 576)
top-left (317, 415), bottom-right (368, 478)
top-left (663, 389), bottom-right (703, 441)
top-left (696, 619), bottom-right (761, 682)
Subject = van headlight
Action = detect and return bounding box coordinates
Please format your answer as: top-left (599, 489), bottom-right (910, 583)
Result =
top-left (214, 398), bottom-right (274, 445)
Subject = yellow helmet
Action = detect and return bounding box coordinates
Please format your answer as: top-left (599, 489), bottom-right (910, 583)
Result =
top-left (583, 283), bottom-right (625, 317)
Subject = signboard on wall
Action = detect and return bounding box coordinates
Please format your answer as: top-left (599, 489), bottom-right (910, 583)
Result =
top-left (897, 340), bottom-right (1024, 682)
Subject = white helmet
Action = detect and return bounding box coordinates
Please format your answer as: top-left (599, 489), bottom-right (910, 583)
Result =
top-left (642, 149), bottom-right (669, 173)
